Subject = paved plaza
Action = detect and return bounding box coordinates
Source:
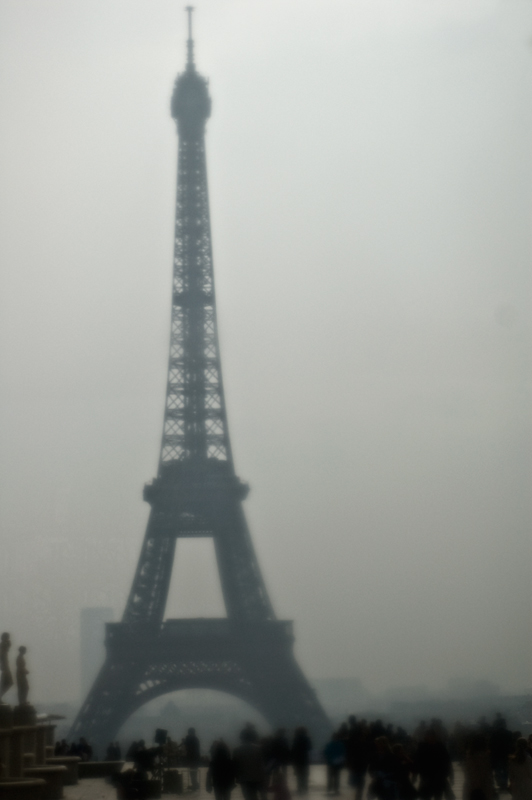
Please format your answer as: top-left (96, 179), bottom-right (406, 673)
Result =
top-left (64, 764), bottom-right (466, 800)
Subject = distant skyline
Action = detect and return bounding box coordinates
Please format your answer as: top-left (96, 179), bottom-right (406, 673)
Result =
top-left (0, 0), bottom-right (531, 705)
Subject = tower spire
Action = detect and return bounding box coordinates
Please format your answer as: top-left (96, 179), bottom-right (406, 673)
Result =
top-left (186, 6), bottom-right (194, 67)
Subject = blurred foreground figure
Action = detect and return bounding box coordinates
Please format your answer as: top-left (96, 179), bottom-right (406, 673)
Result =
top-left (233, 726), bottom-right (266, 800)
top-left (291, 726), bottom-right (312, 795)
top-left (368, 736), bottom-right (396, 800)
top-left (346, 718), bottom-right (371, 800)
top-left (184, 727), bottom-right (201, 790)
top-left (490, 714), bottom-right (513, 791)
top-left (269, 769), bottom-right (291, 800)
top-left (415, 728), bottom-right (453, 800)
top-left (324, 731), bottom-right (345, 795)
top-left (508, 739), bottom-right (532, 800)
top-left (106, 741), bottom-right (122, 760)
top-left (209, 739), bottom-right (235, 800)
top-left (392, 743), bottom-right (417, 800)
top-left (271, 729), bottom-right (290, 775)
top-left (462, 735), bottom-right (494, 800)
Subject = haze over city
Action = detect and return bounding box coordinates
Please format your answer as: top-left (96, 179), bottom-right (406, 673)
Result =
top-left (0, 0), bottom-right (531, 711)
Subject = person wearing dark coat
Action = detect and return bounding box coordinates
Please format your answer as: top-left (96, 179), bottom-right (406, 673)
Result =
top-left (271, 729), bottom-right (291, 774)
top-left (392, 743), bottom-right (417, 800)
top-left (324, 732), bottom-right (346, 796)
top-left (184, 727), bottom-right (201, 791)
top-left (291, 727), bottom-right (313, 795)
top-left (233, 727), bottom-right (266, 800)
top-left (368, 737), bottom-right (397, 800)
top-left (346, 722), bottom-right (371, 800)
top-left (490, 715), bottom-right (513, 792)
top-left (415, 729), bottom-right (453, 800)
top-left (210, 740), bottom-right (236, 800)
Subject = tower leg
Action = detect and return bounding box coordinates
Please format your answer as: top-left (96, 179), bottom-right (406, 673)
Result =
top-left (70, 657), bottom-right (147, 756)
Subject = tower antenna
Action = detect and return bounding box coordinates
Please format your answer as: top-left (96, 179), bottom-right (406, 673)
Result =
top-left (186, 6), bottom-right (194, 67)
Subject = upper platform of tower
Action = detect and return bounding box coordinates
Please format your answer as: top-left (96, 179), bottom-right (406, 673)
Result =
top-left (171, 8), bottom-right (211, 137)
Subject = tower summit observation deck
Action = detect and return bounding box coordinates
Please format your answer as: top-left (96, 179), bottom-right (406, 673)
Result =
top-left (69, 9), bottom-right (330, 749)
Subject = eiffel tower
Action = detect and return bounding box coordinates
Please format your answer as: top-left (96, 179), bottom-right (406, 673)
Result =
top-left (70, 10), bottom-right (330, 751)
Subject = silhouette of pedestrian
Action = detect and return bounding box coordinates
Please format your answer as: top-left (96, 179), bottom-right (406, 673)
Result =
top-left (291, 726), bottom-right (312, 795)
top-left (210, 739), bottom-right (235, 800)
top-left (185, 727), bottom-right (201, 791)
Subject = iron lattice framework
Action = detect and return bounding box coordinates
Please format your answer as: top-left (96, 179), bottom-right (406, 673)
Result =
top-left (70, 13), bottom-right (330, 752)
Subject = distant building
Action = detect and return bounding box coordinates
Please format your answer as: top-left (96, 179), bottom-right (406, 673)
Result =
top-left (313, 678), bottom-right (370, 717)
top-left (80, 607), bottom-right (113, 700)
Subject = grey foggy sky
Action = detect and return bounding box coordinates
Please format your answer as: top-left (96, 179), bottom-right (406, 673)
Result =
top-left (0, 0), bottom-right (531, 704)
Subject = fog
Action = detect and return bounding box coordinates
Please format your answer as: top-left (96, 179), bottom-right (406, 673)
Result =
top-left (0, 1), bottom-right (531, 707)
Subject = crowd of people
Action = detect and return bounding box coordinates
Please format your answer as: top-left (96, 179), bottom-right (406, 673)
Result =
top-left (320, 714), bottom-right (532, 800)
top-left (58, 712), bottom-right (532, 800)
top-left (121, 714), bottom-right (532, 800)
top-left (54, 736), bottom-right (93, 761)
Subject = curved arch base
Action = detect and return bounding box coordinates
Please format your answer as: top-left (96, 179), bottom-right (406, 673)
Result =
top-left (70, 619), bottom-right (331, 753)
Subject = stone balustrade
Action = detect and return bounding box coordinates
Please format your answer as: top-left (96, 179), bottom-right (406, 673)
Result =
top-left (0, 706), bottom-right (64, 799)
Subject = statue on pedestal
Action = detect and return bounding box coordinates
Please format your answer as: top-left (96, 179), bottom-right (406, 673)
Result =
top-left (16, 646), bottom-right (29, 706)
top-left (0, 633), bottom-right (13, 702)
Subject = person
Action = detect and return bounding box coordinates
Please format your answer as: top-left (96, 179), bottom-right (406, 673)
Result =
top-left (291, 727), bottom-right (312, 795)
top-left (233, 726), bottom-right (266, 800)
top-left (490, 715), bottom-right (513, 792)
top-left (508, 739), bottom-right (532, 800)
top-left (324, 731), bottom-right (345, 796)
top-left (184, 727), bottom-right (201, 791)
top-left (126, 741), bottom-right (139, 761)
top-left (462, 734), bottom-right (494, 800)
top-left (392, 743), bottom-right (417, 800)
top-left (78, 737), bottom-right (93, 762)
top-left (271, 729), bottom-right (291, 775)
top-left (134, 740), bottom-right (162, 779)
top-left (133, 740), bottom-right (147, 774)
top-left (15, 646), bottom-right (29, 706)
top-left (269, 769), bottom-right (291, 800)
top-left (210, 739), bottom-right (235, 800)
top-left (106, 742), bottom-right (122, 761)
top-left (346, 721), bottom-right (371, 800)
top-left (368, 736), bottom-right (396, 800)
top-left (415, 729), bottom-right (453, 800)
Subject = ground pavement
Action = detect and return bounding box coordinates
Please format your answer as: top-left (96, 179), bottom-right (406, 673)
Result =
top-left (64, 764), bottom-right (466, 800)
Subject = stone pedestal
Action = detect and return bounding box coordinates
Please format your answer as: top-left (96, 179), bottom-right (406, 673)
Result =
top-left (9, 728), bottom-right (25, 779)
top-left (24, 765), bottom-right (66, 800)
top-left (78, 760), bottom-right (124, 778)
top-left (0, 778), bottom-right (46, 799)
top-left (0, 705), bottom-right (14, 780)
top-left (43, 726), bottom-right (55, 749)
top-left (13, 706), bottom-right (36, 728)
top-left (22, 728), bottom-right (36, 765)
top-left (0, 704), bottom-right (14, 730)
top-left (45, 757), bottom-right (79, 786)
top-left (22, 752), bottom-right (35, 769)
top-left (0, 728), bottom-right (11, 779)
top-left (35, 727), bottom-right (46, 766)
